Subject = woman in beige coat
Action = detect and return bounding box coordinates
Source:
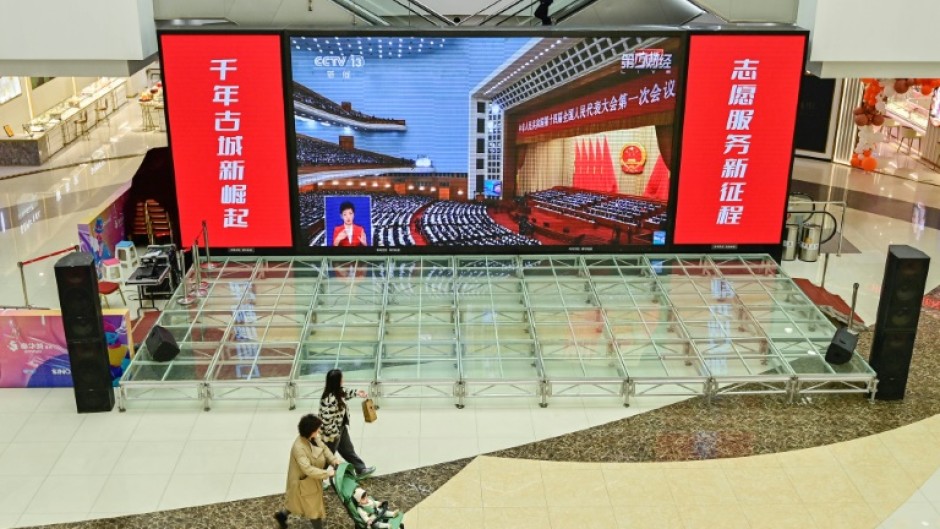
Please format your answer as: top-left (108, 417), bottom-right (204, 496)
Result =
top-left (274, 414), bottom-right (342, 529)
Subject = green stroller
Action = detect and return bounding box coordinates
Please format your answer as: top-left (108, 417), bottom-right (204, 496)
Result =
top-left (331, 463), bottom-right (405, 529)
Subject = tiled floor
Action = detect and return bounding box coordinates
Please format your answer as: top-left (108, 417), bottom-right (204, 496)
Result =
top-left (0, 98), bottom-right (166, 311)
top-left (869, 136), bottom-right (940, 186)
top-left (406, 419), bottom-right (940, 529)
top-left (2, 105), bottom-right (940, 527)
top-left (782, 157), bottom-right (940, 325)
top-left (0, 388), bottom-right (688, 527)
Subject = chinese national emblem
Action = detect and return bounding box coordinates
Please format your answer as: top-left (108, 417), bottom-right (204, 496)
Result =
top-left (620, 143), bottom-right (647, 174)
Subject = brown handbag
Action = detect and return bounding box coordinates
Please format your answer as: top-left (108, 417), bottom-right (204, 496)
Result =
top-left (362, 398), bottom-right (377, 423)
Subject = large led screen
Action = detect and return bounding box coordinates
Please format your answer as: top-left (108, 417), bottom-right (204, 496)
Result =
top-left (161, 33), bottom-right (293, 249)
top-left (289, 34), bottom-right (683, 252)
top-left (673, 34), bottom-right (806, 245)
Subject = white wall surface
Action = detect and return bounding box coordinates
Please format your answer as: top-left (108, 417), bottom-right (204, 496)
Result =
top-left (800, 0), bottom-right (940, 77)
top-left (0, 0), bottom-right (156, 61)
top-left (695, 0), bottom-right (798, 23)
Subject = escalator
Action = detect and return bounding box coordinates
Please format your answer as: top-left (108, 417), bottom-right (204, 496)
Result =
top-left (326, 0), bottom-right (710, 28)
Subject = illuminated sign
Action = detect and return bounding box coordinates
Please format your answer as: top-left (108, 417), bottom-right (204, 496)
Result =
top-left (314, 55), bottom-right (365, 68)
top-left (674, 34), bottom-right (805, 245)
top-left (621, 49), bottom-right (672, 70)
top-left (516, 70), bottom-right (677, 141)
top-left (160, 34), bottom-right (293, 248)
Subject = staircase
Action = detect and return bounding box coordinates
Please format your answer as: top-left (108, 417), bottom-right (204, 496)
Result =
top-left (132, 199), bottom-right (174, 245)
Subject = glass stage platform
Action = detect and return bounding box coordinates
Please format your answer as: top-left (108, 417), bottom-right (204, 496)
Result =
top-left (118, 254), bottom-right (877, 410)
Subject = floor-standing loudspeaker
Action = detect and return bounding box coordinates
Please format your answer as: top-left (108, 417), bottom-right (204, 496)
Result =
top-left (146, 325), bottom-right (180, 362)
top-left (868, 245), bottom-right (930, 400)
top-left (54, 252), bottom-right (115, 413)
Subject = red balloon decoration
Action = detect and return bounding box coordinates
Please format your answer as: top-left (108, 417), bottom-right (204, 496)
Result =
top-left (852, 78), bottom-right (940, 173)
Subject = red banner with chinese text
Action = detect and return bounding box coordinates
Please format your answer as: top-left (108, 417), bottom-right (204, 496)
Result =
top-left (161, 34), bottom-right (292, 248)
top-left (515, 70), bottom-right (678, 141)
top-left (673, 34), bottom-right (805, 245)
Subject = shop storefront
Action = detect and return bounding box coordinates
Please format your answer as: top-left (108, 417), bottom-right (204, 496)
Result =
top-left (0, 68), bottom-right (165, 166)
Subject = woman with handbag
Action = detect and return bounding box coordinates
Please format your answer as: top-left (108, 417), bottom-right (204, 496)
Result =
top-left (274, 414), bottom-right (339, 529)
top-left (319, 368), bottom-right (376, 478)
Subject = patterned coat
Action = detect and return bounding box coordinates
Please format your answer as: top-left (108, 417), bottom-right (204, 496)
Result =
top-left (284, 435), bottom-right (340, 520)
top-left (319, 388), bottom-right (358, 443)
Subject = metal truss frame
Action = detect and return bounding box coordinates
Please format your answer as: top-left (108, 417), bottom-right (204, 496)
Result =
top-left (118, 254), bottom-right (877, 410)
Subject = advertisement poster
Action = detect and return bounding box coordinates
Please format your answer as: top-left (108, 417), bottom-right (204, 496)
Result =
top-left (78, 191), bottom-right (128, 278)
top-left (0, 309), bottom-right (134, 388)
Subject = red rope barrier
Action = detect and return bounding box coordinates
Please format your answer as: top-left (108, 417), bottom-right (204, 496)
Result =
top-left (18, 245), bottom-right (79, 267)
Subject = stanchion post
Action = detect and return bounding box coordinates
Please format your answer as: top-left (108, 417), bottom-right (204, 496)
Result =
top-left (200, 220), bottom-right (220, 270)
top-left (192, 241), bottom-right (209, 297)
top-left (17, 262), bottom-right (29, 308)
top-left (176, 248), bottom-right (196, 306)
top-left (820, 252), bottom-right (830, 289)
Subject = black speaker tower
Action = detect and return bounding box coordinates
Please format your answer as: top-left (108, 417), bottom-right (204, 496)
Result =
top-left (868, 245), bottom-right (930, 401)
top-left (54, 252), bottom-right (115, 413)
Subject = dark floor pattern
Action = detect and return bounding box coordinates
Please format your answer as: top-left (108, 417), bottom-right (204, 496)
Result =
top-left (23, 309), bottom-right (940, 529)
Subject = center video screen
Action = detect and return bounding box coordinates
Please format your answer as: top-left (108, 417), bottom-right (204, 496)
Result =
top-left (289, 33), bottom-right (683, 252)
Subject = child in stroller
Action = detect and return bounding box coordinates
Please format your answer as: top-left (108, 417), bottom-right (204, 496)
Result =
top-left (332, 462), bottom-right (405, 529)
top-left (353, 487), bottom-right (399, 528)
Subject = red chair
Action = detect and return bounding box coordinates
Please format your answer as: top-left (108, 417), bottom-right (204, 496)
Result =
top-left (98, 281), bottom-right (126, 308)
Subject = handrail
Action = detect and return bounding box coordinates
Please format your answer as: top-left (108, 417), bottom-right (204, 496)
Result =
top-left (386, 0), bottom-right (440, 26)
top-left (395, 0), bottom-right (457, 26)
top-left (479, 0), bottom-right (538, 25)
top-left (787, 199), bottom-right (847, 256)
top-left (495, 0), bottom-right (597, 26)
top-left (494, 0), bottom-right (542, 25)
top-left (551, 0), bottom-right (601, 24)
top-left (457, 0), bottom-right (515, 25)
top-left (144, 201), bottom-right (154, 246)
top-left (330, 0), bottom-right (391, 26)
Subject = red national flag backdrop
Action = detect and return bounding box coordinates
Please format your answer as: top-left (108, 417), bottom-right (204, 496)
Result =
top-left (603, 137), bottom-right (618, 193)
top-left (573, 140), bottom-right (583, 188)
top-left (160, 34), bottom-right (293, 248)
top-left (516, 70), bottom-right (678, 141)
top-left (673, 34), bottom-right (806, 245)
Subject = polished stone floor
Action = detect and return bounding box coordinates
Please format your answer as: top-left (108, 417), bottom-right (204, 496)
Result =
top-left (6, 308), bottom-right (938, 529)
top-left (2, 100), bottom-right (940, 528)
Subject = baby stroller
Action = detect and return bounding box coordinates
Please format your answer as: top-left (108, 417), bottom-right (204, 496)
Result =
top-left (331, 463), bottom-right (405, 529)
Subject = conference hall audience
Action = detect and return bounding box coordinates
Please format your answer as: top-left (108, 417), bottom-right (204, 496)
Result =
top-left (296, 135), bottom-right (414, 168)
top-left (293, 82), bottom-right (404, 125)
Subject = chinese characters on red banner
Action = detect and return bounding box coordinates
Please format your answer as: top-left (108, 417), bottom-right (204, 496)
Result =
top-left (160, 34), bottom-right (292, 248)
top-left (674, 35), bottom-right (805, 245)
top-left (516, 70), bottom-right (678, 141)
top-left (715, 58), bottom-right (760, 227)
top-left (210, 59), bottom-right (250, 230)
